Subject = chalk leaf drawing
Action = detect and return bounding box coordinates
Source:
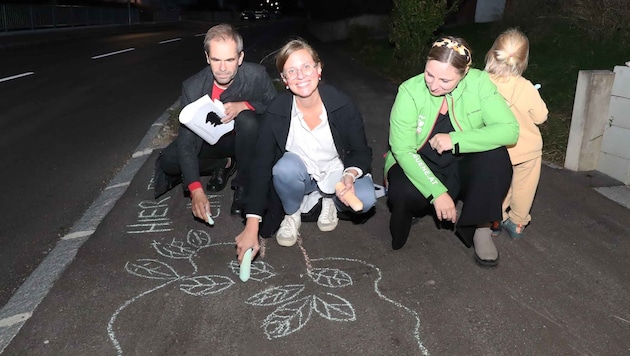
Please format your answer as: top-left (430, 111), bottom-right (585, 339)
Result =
top-left (246, 284), bottom-right (305, 306)
top-left (228, 260), bottom-right (276, 282)
top-left (110, 228), bottom-right (429, 356)
top-left (310, 268), bottom-right (352, 288)
top-left (180, 275), bottom-right (234, 296)
top-left (237, 242), bottom-right (357, 340)
top-left (261, 293), bottom-right (356, 339)
top-left (246, 282), bottom-right (355, 339)
top-left (125, 259), bottom-right (180, 280)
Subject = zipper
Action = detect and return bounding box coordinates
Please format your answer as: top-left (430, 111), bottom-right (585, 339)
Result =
top-left (448, 94), bottom-right (463, 131)
top-left (417, 99), bottom-right (441, 152)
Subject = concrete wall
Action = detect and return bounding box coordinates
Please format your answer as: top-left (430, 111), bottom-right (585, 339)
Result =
top-left (564, 65), bottom-right (630, 184)
top-left (564, 70), bottom-right (615, 172)
top-left (597, 66), bottom-right (630, 184)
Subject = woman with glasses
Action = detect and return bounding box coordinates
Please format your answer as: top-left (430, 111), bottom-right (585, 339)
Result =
top-left (384, 36), bottom-right (519, 267)
top-left (235, 38), bottom-right (376, 261)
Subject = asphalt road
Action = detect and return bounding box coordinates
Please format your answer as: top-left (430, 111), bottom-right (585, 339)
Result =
top-left (0, 20), bottom-right (298, 308)
top-left (1, 19), bottom-right (629, 355)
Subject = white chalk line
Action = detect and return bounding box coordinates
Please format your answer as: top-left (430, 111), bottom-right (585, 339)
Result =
top-left (312, 257), bottom-right (429, 356)
top-left (107, 278), bottom-right (180, 355)
top-left (612, 315), bottom-right (630, 325)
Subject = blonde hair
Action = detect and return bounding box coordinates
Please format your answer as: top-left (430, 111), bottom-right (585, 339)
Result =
top-left (485, 28), bottom-right (529, 77)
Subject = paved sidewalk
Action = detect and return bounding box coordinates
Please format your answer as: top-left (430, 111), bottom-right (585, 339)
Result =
top-left (1, 25), bottom-right (630, 355)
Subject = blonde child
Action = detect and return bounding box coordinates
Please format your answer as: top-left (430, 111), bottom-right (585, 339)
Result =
top-left (485, 28), bottom-right (548, 238)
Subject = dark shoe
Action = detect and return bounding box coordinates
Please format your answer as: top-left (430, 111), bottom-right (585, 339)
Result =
top-left (206, 159), bottom-right (237, 192)
top-left (154, 156), bottom-right (181, 199)
top-left (230, 186), bottom-right (246, 216)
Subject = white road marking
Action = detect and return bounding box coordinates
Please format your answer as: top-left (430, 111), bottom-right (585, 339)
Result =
top-left (0, 72), bottom-right (34, 83)
top-left (61, 230), bottom-right (95, 240)
top-left (0, 313), bottom-right (31, 327)
top-left (91, 48), bottom-right (135, 60)
top-left (159, 38), bottom-right (181, 44)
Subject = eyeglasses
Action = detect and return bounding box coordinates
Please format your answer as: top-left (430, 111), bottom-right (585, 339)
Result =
top-left (283, 63), bottom-right (318, 80)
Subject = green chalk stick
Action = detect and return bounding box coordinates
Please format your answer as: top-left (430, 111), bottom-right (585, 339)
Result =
top-left (239, 248), bottom-right (253, 282)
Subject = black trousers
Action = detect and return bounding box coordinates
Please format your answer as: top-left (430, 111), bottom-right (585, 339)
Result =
top-left (160, 110), bottom-right (259, 189)
top-left (387, 147), bottom-right (512, 249)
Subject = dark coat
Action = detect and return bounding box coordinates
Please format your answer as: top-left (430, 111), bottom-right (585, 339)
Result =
top-left (176, 63), bottom-right (277, 187)
top-left (245, 84), bottom-right (373, 237)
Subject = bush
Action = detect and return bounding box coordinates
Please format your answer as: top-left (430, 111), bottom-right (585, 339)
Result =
top-left (389, 0), bottom-right (459, 80)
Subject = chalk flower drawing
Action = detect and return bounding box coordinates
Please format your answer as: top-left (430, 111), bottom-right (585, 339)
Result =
top-left (109, 229), bottom-right (428, 356)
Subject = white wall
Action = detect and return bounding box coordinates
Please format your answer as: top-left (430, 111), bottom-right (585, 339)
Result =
top-left (598, 66), bottom-right (630, 184)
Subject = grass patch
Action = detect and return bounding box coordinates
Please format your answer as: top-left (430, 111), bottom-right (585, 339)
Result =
top-left (344, 21), bottom-right (627, 165)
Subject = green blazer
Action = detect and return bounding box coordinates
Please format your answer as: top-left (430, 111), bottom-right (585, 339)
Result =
top-left (384, 68), bottom-right (519, 202)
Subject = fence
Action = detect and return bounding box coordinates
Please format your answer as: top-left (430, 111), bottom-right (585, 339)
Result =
top-left (0, 3), bottom-right (140, 31)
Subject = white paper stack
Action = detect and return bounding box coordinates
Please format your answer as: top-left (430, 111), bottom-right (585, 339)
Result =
top-left (179, 94), bottom-right (234, 145)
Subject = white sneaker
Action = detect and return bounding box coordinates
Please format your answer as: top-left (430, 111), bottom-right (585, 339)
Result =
top-left (276, 211), bottom-right (301, 247)
top-left (317, 197), bottom-right (339, 232)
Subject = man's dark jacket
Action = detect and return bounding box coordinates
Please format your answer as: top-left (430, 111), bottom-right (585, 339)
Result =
top-left (177, 63), bottom-right (277, 187)
top-left (246, 84), bottom-right (373, 237)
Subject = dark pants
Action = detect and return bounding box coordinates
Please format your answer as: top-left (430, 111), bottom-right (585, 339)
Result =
top-left (159, 110), bottom-right (259, 189)
top-left (387, 147), bottom-right (512, 249)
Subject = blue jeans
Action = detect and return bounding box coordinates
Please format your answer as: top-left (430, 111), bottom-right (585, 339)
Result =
top-left (272, 152), bottom-right (376, 215)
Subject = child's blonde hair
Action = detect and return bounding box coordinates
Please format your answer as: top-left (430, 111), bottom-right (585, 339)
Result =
top-left (485, 28), bottom-right (529, 77)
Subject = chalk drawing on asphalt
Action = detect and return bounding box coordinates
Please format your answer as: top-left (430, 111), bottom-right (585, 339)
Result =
top-left (109, 230), bottom-right (429, 356)
top-left (126, 197), bottom-right (173, 234)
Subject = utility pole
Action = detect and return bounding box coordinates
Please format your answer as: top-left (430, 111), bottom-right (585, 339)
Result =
top-left (128, 0), bottom-right (131, 25)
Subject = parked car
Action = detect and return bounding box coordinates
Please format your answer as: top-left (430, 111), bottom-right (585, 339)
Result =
top-left (240, 9), bottom-right (268, 21)
top-left (254, 9), bottom-right (269, 20)
top-left (240, 10), bottom-right (255, 21)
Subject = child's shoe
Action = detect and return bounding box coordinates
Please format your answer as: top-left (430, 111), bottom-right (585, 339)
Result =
top-left (490, 221), bottom-right (502, 237)
top-left (503, 219), bottom-right (526, 239)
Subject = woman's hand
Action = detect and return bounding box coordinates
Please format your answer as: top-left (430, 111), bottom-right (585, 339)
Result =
top-left (433, 192), bottom-right (457, 223)
top-left (428, 133), bottom-right (453, 154)
top-left (336, 171), bottom-right (357, 206)
top-left (235, 217), bottom-right (261, 263)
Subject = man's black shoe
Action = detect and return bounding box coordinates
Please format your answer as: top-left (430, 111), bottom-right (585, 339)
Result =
top-left (206, 159), bottom-right (237, 192)
top-left (230, 186), bottom-right (246, 216)
top-left (154, 156), bottom-right (181, 199)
